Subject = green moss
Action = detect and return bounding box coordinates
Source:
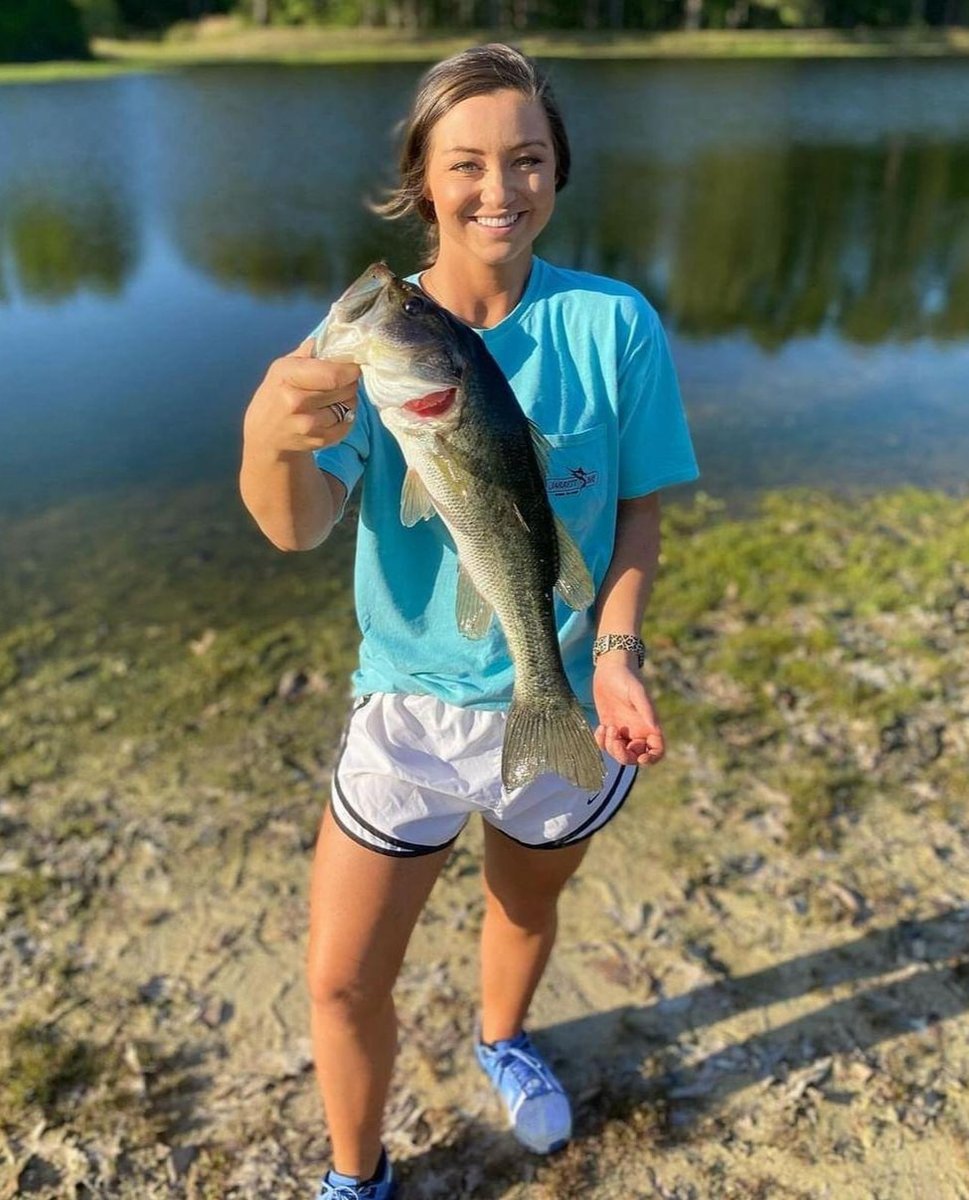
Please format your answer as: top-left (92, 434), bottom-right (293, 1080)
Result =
top-left (783, 765), bottom-right (868, 853)
top-left (0, 869), bottom-right (57, 916)
top-left (2, 1021), bottom-right (101, 1116)
top-left (191, 1148), bottom-right (235, 1200)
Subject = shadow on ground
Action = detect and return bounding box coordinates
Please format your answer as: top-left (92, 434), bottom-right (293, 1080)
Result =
top-left (397, 909), bottom-right (969, 1196)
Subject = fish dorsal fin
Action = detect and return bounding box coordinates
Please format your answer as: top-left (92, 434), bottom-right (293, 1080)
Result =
top-left (456, 561), bottom-right (493, 639)
top-left (527, 420), bottom-right (552, 477)
top-left (553, 513), bottom-right (595, 611)
top-left (400, 467), bottom-right (435, 527)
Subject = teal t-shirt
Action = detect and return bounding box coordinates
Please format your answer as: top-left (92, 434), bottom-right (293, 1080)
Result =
top-left (312, 256), bottom-right (699, 711)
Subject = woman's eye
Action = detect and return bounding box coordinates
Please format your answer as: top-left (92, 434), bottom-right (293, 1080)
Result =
top-left (515, 156), bottom-right (541, 168)
top-left (451, 161), bottom-right (480, 173)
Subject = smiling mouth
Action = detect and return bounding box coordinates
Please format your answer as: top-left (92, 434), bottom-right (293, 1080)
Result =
top-left (471, 213), bottom-right (524, 229)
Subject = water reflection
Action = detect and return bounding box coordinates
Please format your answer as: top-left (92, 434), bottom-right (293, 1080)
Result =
top-left (145, 66), bottom-right (415, 298)
top-left (0, 80), bottom-right (140, 304)
top-left (3, 95), bottom-right (967, 346)
top-left (2, 187), bottom-right (137, 303)
top-left (660, 139), bottom-right (969, 348)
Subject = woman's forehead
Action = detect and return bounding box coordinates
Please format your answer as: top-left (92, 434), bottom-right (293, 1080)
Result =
top-left (428, 90), bottom-right (551, 153)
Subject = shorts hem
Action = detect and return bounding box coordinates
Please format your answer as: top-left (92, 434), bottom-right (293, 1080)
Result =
top-left (485, 764), bottom-right (638, 850)
top-left (329, 801), bottom-right (461, 859)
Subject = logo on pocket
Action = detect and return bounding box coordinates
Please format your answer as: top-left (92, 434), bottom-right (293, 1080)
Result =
top-left (547, 466), bottom-right (600, 497)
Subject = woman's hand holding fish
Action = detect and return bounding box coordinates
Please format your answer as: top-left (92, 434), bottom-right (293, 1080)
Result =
top-left (244, 338), bottom-right (361, 455)
top-left (592, 661), bottom-right (665, 767)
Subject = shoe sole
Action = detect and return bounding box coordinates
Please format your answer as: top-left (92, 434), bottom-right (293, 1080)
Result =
top-left (516, 1131), bottom-right (571, 1155)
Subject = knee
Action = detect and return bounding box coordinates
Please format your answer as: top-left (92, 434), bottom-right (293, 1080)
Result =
top-left (306, 957), bottom-right (390, 1017)
top-left (485, 885), bottom-right (558, 934)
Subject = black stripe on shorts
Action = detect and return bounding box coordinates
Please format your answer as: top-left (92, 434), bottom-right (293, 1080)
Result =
top-left (330, 714), bottom-right (463, 858)
top-left (487, 764), bottom-right (638, 851)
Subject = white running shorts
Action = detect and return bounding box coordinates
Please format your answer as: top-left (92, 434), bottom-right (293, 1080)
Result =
top-left (329, 692), bottom-right (638, 857)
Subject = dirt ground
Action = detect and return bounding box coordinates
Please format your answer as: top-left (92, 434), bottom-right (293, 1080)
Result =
top-left (2, 486), bottom-right (968, 1198)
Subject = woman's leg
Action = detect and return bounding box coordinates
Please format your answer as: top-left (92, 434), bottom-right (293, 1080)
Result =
top-left (479, 823), bottom-right (590, 1043)
top-left (307, 808), bottom-right (452, 1179)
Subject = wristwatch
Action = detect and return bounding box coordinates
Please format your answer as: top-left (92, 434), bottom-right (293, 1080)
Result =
top-left (592, 634), bottom-right (647, 669)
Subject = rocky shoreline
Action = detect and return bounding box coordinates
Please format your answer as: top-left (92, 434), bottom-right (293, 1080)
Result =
top-left (1, 483), bottom-right (968, 1198)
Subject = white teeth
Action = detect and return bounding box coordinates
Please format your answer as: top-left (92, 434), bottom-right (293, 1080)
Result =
top-left (474, 214), bottom-right (521, 228)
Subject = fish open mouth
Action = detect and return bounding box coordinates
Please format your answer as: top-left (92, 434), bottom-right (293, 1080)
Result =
top-left (402, 388), bottom-right (457, 418)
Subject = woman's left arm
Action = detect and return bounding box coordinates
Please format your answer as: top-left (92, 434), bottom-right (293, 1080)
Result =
top-left (592, 492), bottom-right (665, 768)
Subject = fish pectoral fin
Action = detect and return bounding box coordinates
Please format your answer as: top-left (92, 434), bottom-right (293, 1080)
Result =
top-left (553, 513), bottom-right (595, 611)
top-left (400, 468), bottom-right (435, 527)
top-left (527, 420), bottom-right (552, 478)
top-left (455, 561), bottom-right (494, 640)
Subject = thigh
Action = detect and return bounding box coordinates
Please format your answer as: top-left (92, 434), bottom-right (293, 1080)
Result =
top-left (482, 820), bottom-right (590, 922)
top-left (307, 807), bottom-right (452, 999)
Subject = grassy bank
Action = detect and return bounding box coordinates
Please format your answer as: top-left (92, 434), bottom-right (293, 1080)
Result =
top-left (2, 24), bottom-right (969, 84)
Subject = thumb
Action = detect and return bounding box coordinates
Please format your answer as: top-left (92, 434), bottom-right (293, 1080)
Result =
top-left (292, 336), bottom-right (315, 358)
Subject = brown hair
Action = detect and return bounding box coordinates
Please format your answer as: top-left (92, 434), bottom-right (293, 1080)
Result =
top-left (373, 43), bottom-right (570, 259)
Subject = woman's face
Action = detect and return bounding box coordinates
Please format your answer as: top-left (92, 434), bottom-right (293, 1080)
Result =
top-left (423, 89), bottom-right (557, 273)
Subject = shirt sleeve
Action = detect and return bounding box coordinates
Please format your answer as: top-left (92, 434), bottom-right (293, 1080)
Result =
top-left (617, 298), bottom-right (700, 499)
top-left (307, 314), bottom-right (371, 520)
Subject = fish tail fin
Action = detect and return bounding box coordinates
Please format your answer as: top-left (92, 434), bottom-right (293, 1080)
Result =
top-left (502, 694), bottom-right (606, 793)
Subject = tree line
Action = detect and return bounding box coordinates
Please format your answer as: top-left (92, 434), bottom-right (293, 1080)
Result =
top-left (3, 0), bottom-right (967, 61)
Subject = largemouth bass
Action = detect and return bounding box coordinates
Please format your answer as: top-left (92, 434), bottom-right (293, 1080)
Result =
top-left (315, 262), bottom-right (605, 793)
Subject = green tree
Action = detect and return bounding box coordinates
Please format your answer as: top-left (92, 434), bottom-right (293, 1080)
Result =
top-left (0, 0), bottom-right (89, 62)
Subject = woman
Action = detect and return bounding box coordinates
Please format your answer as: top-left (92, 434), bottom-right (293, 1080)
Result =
top-left (240, 43), bottom-right (698, 1200)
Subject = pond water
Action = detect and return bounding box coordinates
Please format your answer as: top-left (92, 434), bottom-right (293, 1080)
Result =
top-left (1, 57), bottom-right (969, 519)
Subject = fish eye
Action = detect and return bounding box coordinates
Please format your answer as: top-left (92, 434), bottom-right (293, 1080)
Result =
top-left (402, 297), bottom-right (426, 316)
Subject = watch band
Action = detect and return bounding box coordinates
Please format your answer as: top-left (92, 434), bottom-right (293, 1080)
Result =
top-left (592, 634), bottom-right (646, 668)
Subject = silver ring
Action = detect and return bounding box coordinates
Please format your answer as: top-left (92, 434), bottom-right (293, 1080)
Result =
top-left (328, 401), bottom-right (352, 426)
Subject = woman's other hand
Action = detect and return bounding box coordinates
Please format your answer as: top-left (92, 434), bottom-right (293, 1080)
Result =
top-left (592, 659), bottom-right (665, 767)
top-left (243, 337), bottom-right (361, 457)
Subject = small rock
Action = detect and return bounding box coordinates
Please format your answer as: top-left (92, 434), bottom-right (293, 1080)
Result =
top-left (137, 974), bottom-right (171, 1004)
top-left (168, 1144), bottom-right (198, 1181)
top-left (277, 1039), bottom-right (314, 1078)
top-left (189, 630), bottom-right (217, 656)
top-left (196, 996), bottom-right (233, 1028)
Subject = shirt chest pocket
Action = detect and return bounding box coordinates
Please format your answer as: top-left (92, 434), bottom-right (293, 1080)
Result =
top-left (541, 424), bottom-right (609, 547)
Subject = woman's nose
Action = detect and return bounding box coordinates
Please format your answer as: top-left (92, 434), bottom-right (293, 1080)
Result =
top-left (479, 167), bottom-right (515, 210)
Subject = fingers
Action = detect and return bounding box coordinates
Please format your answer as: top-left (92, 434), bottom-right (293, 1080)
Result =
top-left (269, 354), bottom-right (361, 441)
top-left (274, 354), bottom-right (360, 392)
top-left (637, 725), bottom-right (665, 766)
top-left (595, 724), bottom-right (640, 767)
top-left (323, 401), bottom-right (355, 430)
top-left (289, 400), bottom-right (356, 446)
top-left (594, 723), bottom-right (665, 768)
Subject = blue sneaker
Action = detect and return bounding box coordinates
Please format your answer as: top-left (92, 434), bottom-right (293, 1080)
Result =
top-left (475, 1029), bottom-right (572, 1154)
top-left (316, 1148), bottom-right (396, 1199)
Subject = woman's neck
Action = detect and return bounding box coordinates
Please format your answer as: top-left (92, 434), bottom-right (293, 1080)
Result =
top-left (420, 254), bottom-right (533, 329)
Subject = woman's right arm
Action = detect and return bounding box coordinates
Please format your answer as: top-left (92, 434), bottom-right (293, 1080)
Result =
top-left (239, 338), bottom-right (361, 551)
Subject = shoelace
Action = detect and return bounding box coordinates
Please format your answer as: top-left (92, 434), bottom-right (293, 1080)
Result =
top-left (319, 1182), bottom-right (378, 1200)
top-left (493, 1038), bottom-right (562, 1098)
